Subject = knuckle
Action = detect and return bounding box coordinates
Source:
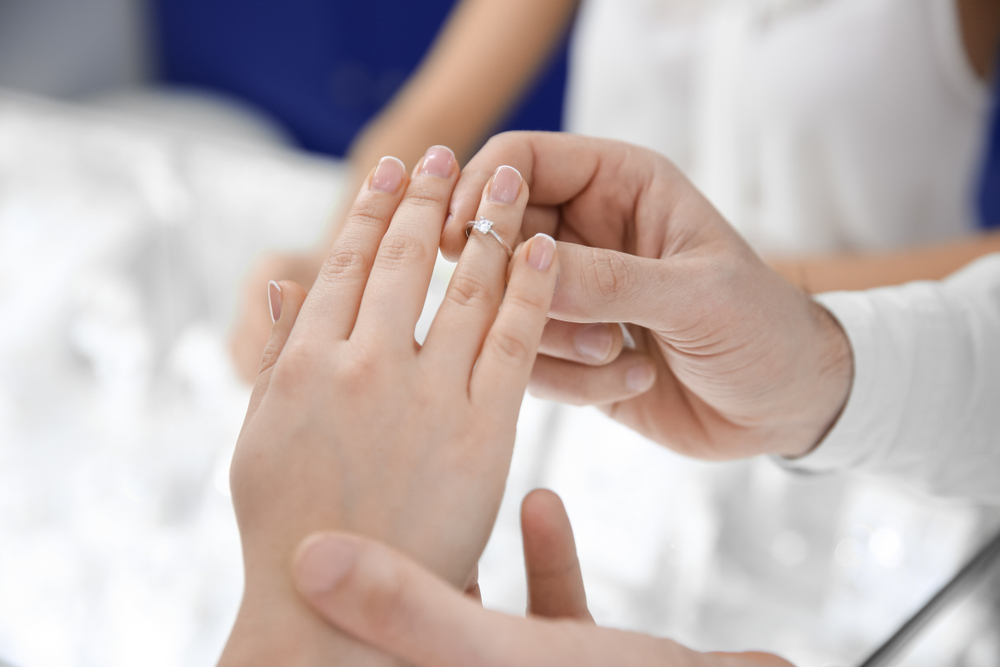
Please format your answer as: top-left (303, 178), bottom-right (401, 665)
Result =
top-left (486, 327), bottom-right (533, 367)
top-left (486, 131), bottom-right (518, 151)
top-left (401, 185), bottom-right (448, 210)
top-left (348, 199), bottom-right (389, 227)
top-left (445, 272), bottom-right (495, 311)
top-left (270, 343), bottom-right (322, 386)
top-left (320, 244), bottom-right (370, 284)
top-left (374, 234), bottom-right (429, 271)
top-left (503, 285), bottom-right (549, 314)
top-left (587, 249), bottom-right (634, 302)
top-left (335, 347), bottom-right (379, 385)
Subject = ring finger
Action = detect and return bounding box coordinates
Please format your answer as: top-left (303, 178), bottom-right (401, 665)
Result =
top-left (539, 320), bottom-right (624, 366)
top-left (423, 165), bottom-right (527, 373)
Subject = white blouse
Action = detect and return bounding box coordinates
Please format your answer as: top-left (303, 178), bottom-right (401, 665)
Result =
top-left (565, 0), bottom-right (990, 254)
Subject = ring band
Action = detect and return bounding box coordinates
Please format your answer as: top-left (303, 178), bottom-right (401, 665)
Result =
top-left (465, 218), bottom-right (513, 259)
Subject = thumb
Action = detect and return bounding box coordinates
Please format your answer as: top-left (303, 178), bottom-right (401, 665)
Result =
top-left (246, 279), bottom-right (307, 418)
top-left (521, 490), bottom-right (593, 621)
top-left (292, 533), bottom-right (726, 667)
top-left (292, 532), bottom-right (530, 667)
top-left (550, 243), bottom-right (673, 329)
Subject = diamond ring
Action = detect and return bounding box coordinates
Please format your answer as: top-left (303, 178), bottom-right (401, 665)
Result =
top-left (465, 218), bottom-right (513, 259)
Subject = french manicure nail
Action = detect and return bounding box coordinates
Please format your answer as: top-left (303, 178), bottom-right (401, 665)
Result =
top-left (421, 145), bottom-right (455, 178)
top-left (294, 534), bottom-right (358, 595)
top-left (527, 233), bottom-right (555, 271)
top-left (268, 280), bottom-right (282, 323)
top-left (576, 324), bottom-right (614, 361)
top-left (489, 165), bottom-right (522, 204)
top-left (371, 156), bottom-right (405, 193)
top-left (625, 363), bottom-right (656, 393)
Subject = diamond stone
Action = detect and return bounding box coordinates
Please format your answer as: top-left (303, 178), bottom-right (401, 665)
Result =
top-left (473, 219), bottom-right (493, 234)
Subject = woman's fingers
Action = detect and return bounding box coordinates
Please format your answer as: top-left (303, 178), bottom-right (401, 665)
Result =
top-left (299, 156), bottom-right (409, 340)
top-left (528, 351), bottom-right (657, 406)
top-left (520, 490), bottom-right (592, 622)
top-left (442, 132), bottom-right (610, 260)
top-left (463, 565), bottom-right (483, 605)
top-left (539, 320), bottom-right (623, 366)
top-left (246, 280), bottom-right (308, 418)
top-left (469, 233), bottom-right (558, 419)
top-left (423, 166), bottom-right (528, 373)
top-left (352, 146), bottom-right (459, 346)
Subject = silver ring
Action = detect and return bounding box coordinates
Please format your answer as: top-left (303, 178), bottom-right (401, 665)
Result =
top-left (465, 218), bottom-right (513, 259)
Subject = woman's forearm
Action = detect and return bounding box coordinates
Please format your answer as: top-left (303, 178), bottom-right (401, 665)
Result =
top-left (769, 232), bottom-right (1000, 293)
top-left (325, 0), bottom-right (578, 247)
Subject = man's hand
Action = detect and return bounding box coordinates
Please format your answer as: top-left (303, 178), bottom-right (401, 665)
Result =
top-left (221, 147), bottom-right (560, 665)
top-left (442, 132), bottom-right (853, 460)
top-left (291, 489), bottom-right (795, 667)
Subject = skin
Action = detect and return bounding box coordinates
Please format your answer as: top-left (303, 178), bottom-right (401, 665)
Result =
top-left (769, 231), bottom-right (1000, 294)
top-left (219, 145), bottom-right (561, 666)
top-left (230, 0), bottom-right (579, 383)
top-left (222, 132), bottom-right (836, 664)
top-left (224, 131), bottom-right (854, 663)
top-left (443, 132), bottom-right (853, 460)
top-left (290, 490), bottom-right (794, 667)
top-left (229, 0), bottom-right (1000, 383)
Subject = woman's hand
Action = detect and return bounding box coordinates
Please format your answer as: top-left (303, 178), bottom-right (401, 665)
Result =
top-left (291, 489), bottom-right (795, 667)
top-left (221, 145), bottom-right (560, 665)
top-left (230, 250), bottom-right (327, 384)
top-left (442, 132), bottom-right (853, 461)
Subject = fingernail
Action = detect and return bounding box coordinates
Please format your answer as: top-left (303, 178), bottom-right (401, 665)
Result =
top-left (619, 323), bottom-right (637, 349)
top-left (293, 534), bottom-right (358, 596)
top-left (576, 324), bottom-right (614, 361)
top-left (268, 280), bottom-right (282, 323)
top-left (421, 145), bottom-right (455, 178)
top-left (489, 165), bottom-right (522, 204)
top-left (527, 233), bottom-right (555, 271)
top-left (371, 156), bottom-right (405, 193)
top-left (625, 363), bottom-right (656, 393)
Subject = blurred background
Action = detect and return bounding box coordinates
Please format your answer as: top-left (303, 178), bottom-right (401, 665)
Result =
top-left (1, 0), bottom-right (999, 665)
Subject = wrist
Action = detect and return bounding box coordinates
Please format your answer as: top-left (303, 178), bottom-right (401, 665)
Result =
top-left (220, 578), bottom-right (402, 667)
top-left (778, 299), bottom-right (853, 459)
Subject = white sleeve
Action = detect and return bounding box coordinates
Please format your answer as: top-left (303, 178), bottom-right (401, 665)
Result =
top-left (784, 253), bottom-right (1000, 504)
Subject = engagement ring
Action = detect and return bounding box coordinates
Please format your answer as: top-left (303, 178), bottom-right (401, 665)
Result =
top-left (465, 218), bottom-right (513, 259)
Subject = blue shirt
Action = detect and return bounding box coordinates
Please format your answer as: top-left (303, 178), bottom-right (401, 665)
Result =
top-left (152, 0), bottom-right (569, 157)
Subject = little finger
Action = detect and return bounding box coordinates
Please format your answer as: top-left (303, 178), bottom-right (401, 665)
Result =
top-left (247, 279), bottom-right (308, 418)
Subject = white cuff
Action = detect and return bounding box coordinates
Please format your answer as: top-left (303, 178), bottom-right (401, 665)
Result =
top-left (778, 291), bottom-right (907, 474)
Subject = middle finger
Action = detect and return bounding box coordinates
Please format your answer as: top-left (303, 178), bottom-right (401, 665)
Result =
top-left (352, 145), bottom-right (458, 345)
